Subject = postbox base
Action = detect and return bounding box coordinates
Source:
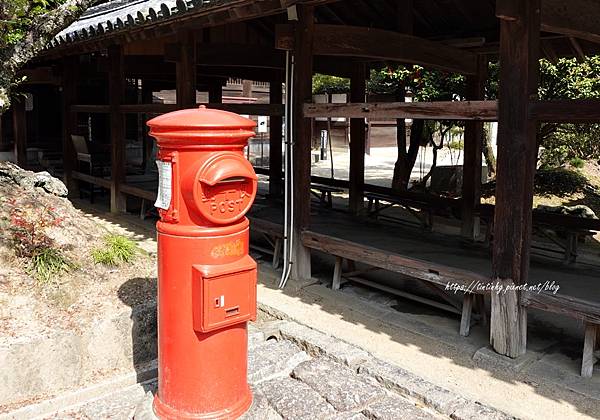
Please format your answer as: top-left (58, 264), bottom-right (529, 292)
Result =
top-left (152, 390), bottom-right (252, 420)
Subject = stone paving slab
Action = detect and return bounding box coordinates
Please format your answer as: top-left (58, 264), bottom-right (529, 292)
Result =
top-left (292, 357), bottom-right (386, 412)
top-left (278, 321), bottom-right (370, 368)
top-left (247, 339), bottom-right (311, 385)
top-left (362, 394), bottom-right (439, 420)
top-left (10, 319), bottom-right (514, 420)
top-left (256, 377), bottom-right (337, 420)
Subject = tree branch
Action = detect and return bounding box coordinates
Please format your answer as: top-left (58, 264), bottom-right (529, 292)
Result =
top-left (0, 0), bottom-right (97, 112)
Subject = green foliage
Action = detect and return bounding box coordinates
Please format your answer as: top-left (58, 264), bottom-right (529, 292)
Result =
top-left (312, 74), bottom-right (350, 95)
top-left (536, 57), bottom-right (600, 165)
top-left (1, 0), bottom-right (67, 49)
top-left (534, 167), bottom-right (588, 197)
top-left (447, 140), bottom-right (464, 150)
top-left (92, 234), bottom-right (137, 266)
top-left (28, 247), bottom-right (75, 284)
top-left (539, 57), bottom-right (600, 100)
top-left (540, 122), bottom-right (600, 167)
top-left (367, 65), bottom-right (465, 101)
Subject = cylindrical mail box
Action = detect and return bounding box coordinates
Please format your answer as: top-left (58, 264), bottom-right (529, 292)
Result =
top-left (147, 106), bottom-right (257, 420)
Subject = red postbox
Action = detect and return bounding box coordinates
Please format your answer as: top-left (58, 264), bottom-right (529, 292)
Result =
top-left (147, 106), bottom-right (257, 420)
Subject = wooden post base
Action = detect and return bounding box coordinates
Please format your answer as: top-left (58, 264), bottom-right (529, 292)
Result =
top-left (582, 323), bottom-right (599, 378)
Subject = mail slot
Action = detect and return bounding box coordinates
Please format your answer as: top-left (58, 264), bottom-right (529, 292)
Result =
top-left (147, 106), bottom-right (257, 420)
top-left (191, 152), bottom-right (257, 225)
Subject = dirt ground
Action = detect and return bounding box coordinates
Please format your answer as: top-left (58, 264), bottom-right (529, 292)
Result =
top-left (0, 181), bottom-right (155, 346)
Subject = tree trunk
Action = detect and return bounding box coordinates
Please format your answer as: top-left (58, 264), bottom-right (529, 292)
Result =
top-left (482, 123), bottom-right (496, 179)
top-left (392, 91), bottom-right (424, 192)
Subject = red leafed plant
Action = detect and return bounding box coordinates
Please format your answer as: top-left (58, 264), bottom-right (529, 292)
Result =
top-left (5, 198), bottom-right (73, 283)
top-left (9, 200), bottom-right (63, 258)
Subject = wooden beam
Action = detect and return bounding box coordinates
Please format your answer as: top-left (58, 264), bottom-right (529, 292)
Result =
top-left (269, 78), bottom-right (283, 197)
top-left (12, 99), bottom-right (27, 168)
top-left (202, 103), bottom-right (284, 116)
top-left (529, 99), bottom-right (600, 122)
top-left (461, 56), bottom-right (487, 241)
top-left (541, 0), bottom-right (600, 45)
top-left (72, 171), bottom-right (112, 189)
top-left (349, 64), bottom-right (366, 215)
top-left (109, 44), bottom-right (126, 213)
top-left (291, 5), bottom-right (315, 282)
top-left (196, 43), bottom-right (285, 69)
top-left (71, 104), bottom-right (110, 113)
top-left (119, 103), bottom-right (179, 114)
top-left (499, 0), bottom-right (600, 45)
top-left (569, 37), bottom-right (586, 61)
top-left (119, 183), bottom-right (157, 201)
top-left (303, 101), bottom-right (498, 120)
top-left (176, 31), bottom-right (197, 108)
top-left (521, 292), bottom-right (600, 324)
top-left (276, 24), bottom-right (478, 74)
top-left (491, 0), bottom-right (541, 359)
top-left (19, 67), bottom-right (60, 85)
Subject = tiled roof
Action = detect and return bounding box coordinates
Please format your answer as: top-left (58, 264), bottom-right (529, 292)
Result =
top-left (51, 0), bottom-right (232, 47)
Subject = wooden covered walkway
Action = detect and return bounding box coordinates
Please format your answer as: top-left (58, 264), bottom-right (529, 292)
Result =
top-left (4, 0), bottom-right (600, 374)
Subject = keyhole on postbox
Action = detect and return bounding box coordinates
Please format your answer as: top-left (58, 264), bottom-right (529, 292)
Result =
top-left (215, 295), bottom-right (224, 308)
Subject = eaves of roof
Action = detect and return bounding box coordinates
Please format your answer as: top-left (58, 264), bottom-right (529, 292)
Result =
top-left (50, 0), bottom-right (235, 48)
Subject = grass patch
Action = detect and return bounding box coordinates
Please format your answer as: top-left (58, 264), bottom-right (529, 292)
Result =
top-left (92, 234), bottom-right (137, 266)
top-left (28, 247), bottom-right (74, 284)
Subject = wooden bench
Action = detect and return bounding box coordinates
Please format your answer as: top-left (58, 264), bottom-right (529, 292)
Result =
top-left (311, 184), bottom-right (343, 208)
top-left (532, 224), bottom-right (595, 265)
top-left (480, 204), bottom-right (598, 264)
top-left (365, 192), bottom-right (434, 229)
top-left (522, 292), bottom-right (600, 377)
top-left (301, 231), bottom-right (488, 337)
top-left (249, 217), bottom-right (284, 269)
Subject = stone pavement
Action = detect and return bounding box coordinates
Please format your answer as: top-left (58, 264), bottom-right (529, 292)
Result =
top-left (35, 320), bottom-right (512, 420)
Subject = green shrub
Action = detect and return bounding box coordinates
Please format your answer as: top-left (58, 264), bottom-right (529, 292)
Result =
top-left (28, 247), bottom-right (74, 284)
top-left (312, 74), bottom-right (350, 95)
top-left (92, 234), bottom-right (137, 266)
top-left (534, 167), bottom-right (588, 197)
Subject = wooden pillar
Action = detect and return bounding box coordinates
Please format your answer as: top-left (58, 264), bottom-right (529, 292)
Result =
top-left (109, 44), bottom-right (126, 213)
top-left (61, 56), bottom-right (79, 193)
top-left (176, 32), bottom-right (197, 108)
top-left (269, 77), bottom-right (283, 197)
top-left (291, 5), bottom-right (314, 282)
top-left (491, 0), bottom-right (541, 358)
top-left (349, 64), bottom-right (366, 215)
top-left (461, 56), bottom-right (487, 240)
top-left (141, 80), bottom-right (154, 172)
top-left (208, 82), bottom-right (223, 104)
top-left (12, 98), bottom-right (27, 168)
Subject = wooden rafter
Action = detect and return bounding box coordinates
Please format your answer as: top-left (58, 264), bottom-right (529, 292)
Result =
top-left (276, 24), bottom-right (478, 74)
top-left (499, 0), bottom-right (600, 45)
top-left (529, 99), bottom-right (600, 122)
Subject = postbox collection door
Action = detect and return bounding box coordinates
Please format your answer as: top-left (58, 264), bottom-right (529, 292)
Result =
top-left (192, 255), bottom-right (257, 333)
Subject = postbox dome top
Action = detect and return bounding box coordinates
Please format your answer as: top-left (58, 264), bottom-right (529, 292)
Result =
top-left (147, 106), bottom-right (256, 146)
